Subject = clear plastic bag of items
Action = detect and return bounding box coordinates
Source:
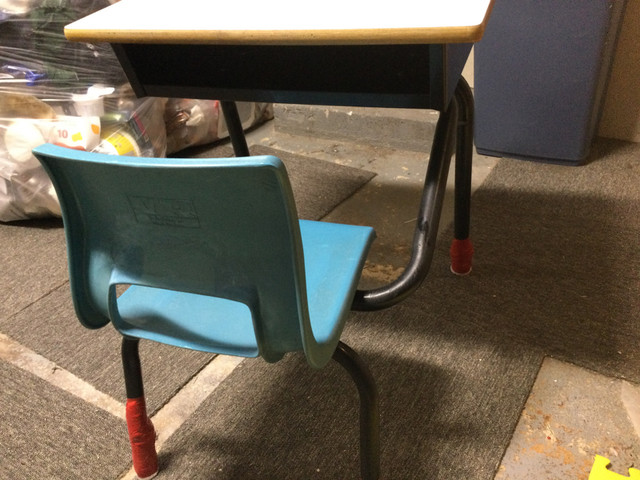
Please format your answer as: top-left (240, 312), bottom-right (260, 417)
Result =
top-left (0, 90), bottom-right (166, 220)
top-left (0, 0), bottom-right (166, 221)
top-left (164, 99), bottom-right (273, 155)
top-left (0, 0), bottom-right (273, 222)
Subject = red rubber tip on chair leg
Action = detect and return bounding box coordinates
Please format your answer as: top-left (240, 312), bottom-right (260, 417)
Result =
top-left (126, 397), bottom-right (158, 480)
top-left (450, 238), bottom-right (474, 275)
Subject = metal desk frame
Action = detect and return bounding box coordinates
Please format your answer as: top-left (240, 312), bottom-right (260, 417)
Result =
top-left (217, 79), bottom-right (474, 312)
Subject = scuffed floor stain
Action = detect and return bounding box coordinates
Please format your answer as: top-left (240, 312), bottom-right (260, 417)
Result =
top-left (361, 262), bottom-right (405, 283)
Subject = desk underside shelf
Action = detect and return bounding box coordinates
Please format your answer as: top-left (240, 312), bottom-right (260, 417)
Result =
top-left (113, 42), bottom-right (472, 111)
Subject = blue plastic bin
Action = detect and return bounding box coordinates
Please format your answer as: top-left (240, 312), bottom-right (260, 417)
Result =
top-left (474, 0), bottom-right (627, 165)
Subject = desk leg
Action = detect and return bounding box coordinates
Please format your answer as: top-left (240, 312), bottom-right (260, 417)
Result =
top-left (353, 95), bottom-right (459, 311)
top-left (220, 101), bottom-right (250, 157)
top-left (450, 78), bottom-right (475, 275)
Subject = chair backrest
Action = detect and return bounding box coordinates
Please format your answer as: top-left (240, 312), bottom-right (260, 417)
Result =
top-left (33, 143), bottom-right (310, 362)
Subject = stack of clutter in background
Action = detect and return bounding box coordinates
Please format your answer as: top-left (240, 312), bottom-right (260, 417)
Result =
top-left (0, 0), bottom-right (272, 222)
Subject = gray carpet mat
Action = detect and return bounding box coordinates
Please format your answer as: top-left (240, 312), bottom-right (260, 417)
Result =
top-left (0, 147), bottom-right (375, 413)
top-left (155, 312), bottom-right (542, 479)
top-left (0, 359), bottom-right (131, 480)
top-left (0, 218), bottom-right (67, 320)
top-left (181, 143), bottom-right (376, 220)
top-left (458, 139), bottom-right (640, 381)
top-left (2, 284), bottom-right (213, 413)
top-left (156, 139), bottom-right (640, 479)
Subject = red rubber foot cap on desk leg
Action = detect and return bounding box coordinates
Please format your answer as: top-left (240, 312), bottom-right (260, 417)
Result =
top-left (126, 397), bottom-right (158, 480)
top-left (450, 238), bottom-right (474, 275)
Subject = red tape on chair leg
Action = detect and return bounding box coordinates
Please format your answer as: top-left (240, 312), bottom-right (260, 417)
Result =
top-left (450, 238), bottom-right (474, 275)
top-left (126, 397), bottom-right (158, 480)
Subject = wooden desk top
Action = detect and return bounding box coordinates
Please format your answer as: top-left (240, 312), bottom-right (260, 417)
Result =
top-left (65, 0), bottom-right (494, 45)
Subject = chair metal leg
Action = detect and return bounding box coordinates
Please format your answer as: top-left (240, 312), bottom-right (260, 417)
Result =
top-left (332, 341), bottom-right (380, 480)
top-left (220, 100), bottom-right (250, 157)
top-left (450, 77), bottom-right (475, 275)
top-left (122, 337), bottom-right (158, 480)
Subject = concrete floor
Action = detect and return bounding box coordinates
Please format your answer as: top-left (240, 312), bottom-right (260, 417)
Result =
top-left (2, 106), bottom-right (638, 479)
top-left (496, 358), bottom-right (640, 480)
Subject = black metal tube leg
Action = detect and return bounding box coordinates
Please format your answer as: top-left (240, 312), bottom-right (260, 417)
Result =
top-left (453, 78), bottom-right (474, 241)
top-left (333, 341), bottom-right (380, 480)
top-left (450, 78), bottom-right (475, 275)
top-left (353, 96), bottom-right (459, 310)
top-left (220, 101), bottom-right (250, 157)
top-left (122, 336), bottom-right (144, 399)
top-left (121, 337), bottom-right (158, 479)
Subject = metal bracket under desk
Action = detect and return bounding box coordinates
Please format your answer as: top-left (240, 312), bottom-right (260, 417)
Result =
top-left (352, 79), bottom-right (474, 311)
top-left (112, 42), bottom-right (472, 110)
top-left (112, 42), bottom-right (475, 311)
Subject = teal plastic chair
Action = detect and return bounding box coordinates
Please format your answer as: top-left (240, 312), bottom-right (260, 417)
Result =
top-left (33, 143), bottom-right (379, 480)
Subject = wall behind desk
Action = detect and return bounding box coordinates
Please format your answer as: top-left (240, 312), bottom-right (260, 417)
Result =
top-left (597, 0), bottom-right (640, 143)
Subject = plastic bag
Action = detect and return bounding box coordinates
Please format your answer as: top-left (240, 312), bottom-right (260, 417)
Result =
top-left (0, 0), bottom-right (169, 221)
top-left (165, 100), bottom-right (273, 155)
top-left (0, 89), bottom-right (166, 221)
top-left (0, 0), bottom-right (271, 221)
top-left (1, 0), bottom-right (127, 99)
top-left (0, 104), bottom-right (60, 219)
